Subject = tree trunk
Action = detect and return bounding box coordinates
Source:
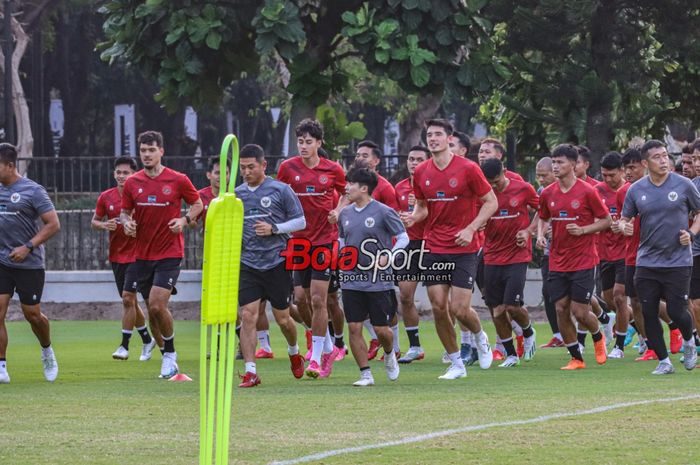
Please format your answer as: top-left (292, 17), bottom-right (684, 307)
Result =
top-left (398, 91), bottom-right (442, 156)
top-left (585, 102), bottom-right (612, 177)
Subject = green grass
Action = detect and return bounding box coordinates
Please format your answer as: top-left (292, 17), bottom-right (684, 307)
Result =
top-left (2, 321), bottom-right (700, 465)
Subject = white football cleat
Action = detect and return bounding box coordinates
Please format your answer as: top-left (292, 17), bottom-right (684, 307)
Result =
top-left (476, 331), bottom-right (493, 369)
top-left (42, 349), bottom-right (58, 382)
top-left (498, 355), bottom-right (520, 368)
top-left (112, 346), bottom-right (129, 360)
top-left (523, 329), bottom-right (536, 361)
top-left (608, 347), bottom-right (624, 359)
top-left (384, 351), bottom-right (400, 381)
top-left (0, 369), bottom-right (9, 384)
top-left (159, 352), bottom-right (179, 379)
top-left (140, 339), bottom-right (157, 361)
top-left (438, 363), bottom-right (467, 380)
top-left (353, 372), bottom-right (375, 387)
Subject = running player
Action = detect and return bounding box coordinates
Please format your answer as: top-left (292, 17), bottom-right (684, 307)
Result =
top-left (93, 156), bottom-right (157, 361)
top-left (395, 145), bottom-right (430, 363)
top-left (0, 143), bottom-right (60, 383)
top-left (277, 119), bottom-right (348, 378)
top-left (338, 166), bottom-right (406, 386)
top-left (121, 131), bottom-right (203, 379)
top-left (619, 139), bottom-right (700, 374)
top-left (236, 144), bottom-right (307, 387)
top-left (575, 146), bottom-right (599, 186)
top-left (537, 144), bottom-right (611, 370)
top-left (478, 137), bottom-right (524, 181)
top-left (448, 131), bottom-right (470, 158)
top-left (402, 118), bottom-right (497, 379)
top-left (594, 152), bottom-right (632, 358)
top-left (480, 158), bottom-right (539, 367)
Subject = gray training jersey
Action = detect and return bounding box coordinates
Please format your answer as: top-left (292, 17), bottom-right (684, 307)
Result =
top-left (622, 172), bottom-right (700, 267)
top-left (693, 177), bottom-right (700, 257)
top-left (337, 199), bottom-right (406, 292)
top-left (0, 177), bottom-right (55, 269)
top-left (236, 177), bottom-right (304, 271)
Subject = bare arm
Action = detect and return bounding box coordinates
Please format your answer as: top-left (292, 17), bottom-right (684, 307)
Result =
top-left (91, 213), bottom-right (117, 231)
top-left (566, 215), bottom-right (612, 236)
top-left (455, 190), bottom-right (497, 247)
top-left (401, 199), bottom-right (428, 228)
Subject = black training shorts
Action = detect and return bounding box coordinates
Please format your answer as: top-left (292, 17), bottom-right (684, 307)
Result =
top-left (0, 263), bottom-right (44, 305)
top-left (600, 259), bottom-right (625, 291)
top-left (423, 252), bottom-right (478, 290)
top-left (341, 289), bottom-right (397, 327)
top-left (123, 258), bottom-right (181, 300)
top-left (483, 262), bottom-right (528, 308)
top-left (547, 267), bottom-right (595, 304)
top-left (239, 262), bottom-right (293, 310)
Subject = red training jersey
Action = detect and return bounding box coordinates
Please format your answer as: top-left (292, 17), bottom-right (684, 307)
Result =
top-left (373, 174), bottom-right (399, 209)
top-left (197, 186), bottom-right (216, 229)
top-left (505, 170), bottom-right (524, 182)
top-left (413, 155), bottom-right (492, 254)
top-left (121, 167), bottom-right (200, 261)
top-left (538, 179), bottom-right (608, 272)
top-left (483, 179), bottom-right (539, 265)
top-left (581, 175), bottom-right (600, 187)
top-left (595, 182), bottom-right (626, 262)
top-left (395, 177), bottom-right (425, 241)
top-left (616, 182), bottom-right (641, 266)
top-left (277, 156), bottom-right (346, 245)
top-left (95, 187), bottom-right (136, 264)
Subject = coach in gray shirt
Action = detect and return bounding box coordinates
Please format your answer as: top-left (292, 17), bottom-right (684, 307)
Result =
top-left (620, 139), bottom-right (700, 374)
top-left (0, 143), bottom-right (60, 384)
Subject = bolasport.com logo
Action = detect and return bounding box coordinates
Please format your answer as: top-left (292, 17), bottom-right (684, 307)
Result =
top-left (280, 238), bottom-right (456, 283)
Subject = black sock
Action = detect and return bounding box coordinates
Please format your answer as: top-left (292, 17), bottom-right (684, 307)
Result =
top-left (360, 366), bottom-right (370, 372)
top-left (694, 330), bottom-right (700, 347)
top-left (669, 321), bottom-right (679, 331)
top-left (591, 330), bottom-right (602, 343)
top-left (406, 327), bottom-right (421, 347)
top-left (136, 326), bottom-right (152, 344)
top-left (163, 335), bottom-right (175, 353)
top-left (121, 331), bottom-right (132, 350)
top-left (577, 331), bottom-right (587, 347)
top-left (630, 320), bottom-right (638, 332)
top-left (0, 357), bottom-right (5, 362)
top-left (566, 342), bottom-right (583, 361)
top-left (502, 338), bottom-right (517, 357)
top-left (522, 324), bottom-right (534, 338)
top-left (615, 332), bottom-right (626, 350)
top-left (160, 348), bottom-right (165, 355)
top-left (334, 334), bottom-right (345, 349)
top-left (597, 311), bottom-right (610, 325)
top-left (235, 325), bottom-right (241, 338)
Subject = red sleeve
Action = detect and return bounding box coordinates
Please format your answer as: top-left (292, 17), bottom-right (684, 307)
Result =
top-left (616, 188), bottom-right (626, 212)
top-left (381, 183), bottom-right (400, 210)
top-left (538, 190), bottom-right (551, 220)
top-left (588, 187), bottom-right (608, 218)
top-left (180, 174), bottom-right (200, 205)
top-left (121, 182), bottom-right (134, 211)
top-left (526, 184), bottom-right (539, 210)
top-left (413, 169), bottom-right (425, 200)
top-left (95, 193), bottom-right (107, 218)
top-left (334, 163), bottom-right (346, 197)
top-left (468, 165), bottom-right (492, 198)
top-left (277, 162), bottom-right (288, 183)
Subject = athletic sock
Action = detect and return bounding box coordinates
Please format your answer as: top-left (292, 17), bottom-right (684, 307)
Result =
top-left (0, 358), bottom-right (6, 371)
top-left (162, 334), bottom-right (175, 353)
top-left (392, 324), bottom-right (400, 353)
top-left (669, 321), bottom-right (679, 331)
top-left (334, 333), bottom-right (345, 349)
top-left (460, 330), bottom-right (472, 345)
top-left (615, 331), bottom-right (626, 350)
top-left (406, 326), bottom-right (421, 347)
top-left (566, 342), bottom-right (584, 361)
top-left (522, 324), bottom-right (534, 338)
top-left (245, 362), bottom-right (256, 374)
top-left (591, 330), bottom-right (602, 343)
top-left (121, 330), bottom-right (132, 350)
top-left (577, 330), bottom-right (588, 347)
top-left (311, 336), bottom-right (324, 364)
top-left (597, 310), bottom-right (610, 325)
top-left (257, 330), bottom-right (272, 352)
top-left (511, 320), bottom-right (523, 337)
top-left (597, 298), bottom-right (609, 313)
top-left (288, 344), bottom-right (299, 356)
top-left (323, 328), bottom-right (334, 353)
top-left (448, 351), bottom-right (462, 366)
top-left (160, 347), bottom-right (165, 355)
top-left (135, 325), bottom-right (152, 344)
top-left (554, 332), bottom-right (562, 340)
top-left (363, 320), bottom-right (378, 340)
top-left (659, 356), bottom-right (671, 364)
top-left (502, 337), bottom-right (517, 357)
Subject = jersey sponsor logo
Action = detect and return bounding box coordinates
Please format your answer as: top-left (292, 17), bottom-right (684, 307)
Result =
top-left (306, 186), bottom-right (315, 193)
top-left (509, 199), bottom-right (519, 207)
top-left (260, 196), bottom-right (272, 208)
top-left (571, 200), bottom-right (580, 209)
top-left (559, 211), bottom-right (568, 218)
top-left (364, 217), bottom-right (375, 228)
top-left (10, 193), bottom-right (20, 203)
top-left (436, 191), bottom-right (445, 198)
top-left (668, 191), bottom-right (678, 201)
top-left (610, 206), bottom-right (617, 214)
top-left (499, 209), bottom-right (509, 216)
top-left (0, 205), bottom-right (6, 211)
top-left (147, 195), bottom-right (157, 203)
top-left (319, 175), bottom-right (328, 184)
top-left (448, 178), bottom-right (458, 188)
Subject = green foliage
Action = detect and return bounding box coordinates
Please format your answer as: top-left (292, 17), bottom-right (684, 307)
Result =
top-left (315, 104), bottom-right (368, 160)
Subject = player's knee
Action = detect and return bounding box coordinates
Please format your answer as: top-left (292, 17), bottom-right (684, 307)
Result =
top-left (273, 310), bottom-right (290, 326)
top-left (121, 292), bottom-right (136, 307)
top-left (22, 307), bottom-right (42, 324)
top-left (310, 294), bottom-right (325, 311)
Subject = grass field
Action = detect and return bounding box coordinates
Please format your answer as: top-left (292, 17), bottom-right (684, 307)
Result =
top-left (2, 320), bottom-right (700, 465)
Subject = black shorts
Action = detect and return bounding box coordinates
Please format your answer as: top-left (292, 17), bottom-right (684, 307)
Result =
top-left (635, 266), bottom-right (691, 308)
top-left (423, 252), bottom-right (478, 290)
top-left (123, 258), bottom-right (181, 300)
top-left (393, 240), bottom-right (425, 282)
top-left (239, 262), bottom-right (293, 310)
top-left (341, 289), bottom-right (397, 326)
top-left (600, 259), bottom-right (625, 291)
top-left (625, 265), bottom-right (637, 298)
top-left (483, 263), bottom-right (528, 307)
top-left (690, 256), bottom-right (700, 300)
top-left (292, 243), bottom-right (333, 289)
top-left (475, 248), bottom-right (485, 293)
top-left (0, 263), bottom-right (44, 305)
top-left (110, 262), bottom-right (146, 298)
top-left (548, 267), bottom-right (595, 304)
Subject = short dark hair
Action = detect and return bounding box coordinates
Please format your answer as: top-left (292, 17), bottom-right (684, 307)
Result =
top-left (600, 151), bottom-right (623, 170)
top-left (480, 158), bottom-right (504, 179)
top-left (137, 130), bottom-right (164, 148)
top-left (691, 138), bottom-right (700, 153)
top-left (551, 144), bottom-right (579, 163)
top-left (576, 145), bottom-right (591, 164)
top-left (408, 145), bottom-right (431, 157)
top-left (424, 118), bottom-right (453, 135)
top-left (675, 159), bottom-right (683, 172)
top-left (295, 118), bottom-right (324, 140)
top-left (358, 140), bottom-right (382, 158)
top-left (0, 143), bottom-right (18, 165)
top-left (207, 157), bottom-right (221, 172)
top-left (682, 144), bottom-right (694, 155)
top-left (240, 144), bottom-right (265, 163)
top-left (640, 139), bottom-right (665, 159)
top-left (480, 137), bottom-right (505, 155)
top-left (346, 166), bottom-right (378, 195)
top-left (114, 156), bottom-right (137, 171)
top-left (622, 148), bottom-right (642, 165)
top-left (452, 131), bottom-right (471, 150)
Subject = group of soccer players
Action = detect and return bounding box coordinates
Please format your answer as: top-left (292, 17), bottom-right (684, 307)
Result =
top-left (2, 115), bottom-right (700, 385)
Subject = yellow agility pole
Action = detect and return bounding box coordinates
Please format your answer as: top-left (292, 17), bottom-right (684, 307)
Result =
top-left (200, 134), bottom-right (243, 465)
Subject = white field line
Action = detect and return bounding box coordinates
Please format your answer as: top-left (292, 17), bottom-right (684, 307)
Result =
top-left (268, 393), bottom-right (700, 465)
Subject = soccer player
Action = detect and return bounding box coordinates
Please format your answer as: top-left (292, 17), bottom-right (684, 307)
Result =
top-left (448, 131), bottom-right (470, 158)
top-left (0, 143), bottom-right (60, 383)
top-left (595, 152), bottom-right (632, 358)
top-left (535, 156), bottom-right (564, 348)
top-left (93, 156), bottom-right (157, 361)
top-left (354, 140), bottom-right (399, 209)
top-left (478, 137), bottom-right (524, 181)
top-left (681, 145), bottom-right (695, 179)
top-left (689, 139), bottom-right (700, 353)
top-left (277, 118), bottom-right (348, 378)
top-left (619, 139), bottom-right (700, 374)
top-left (121, 131), bottom-right (203, 379)
top-left (575, 146), bottom-right (599, 186)
top-left (235, 144), bottom-right (307, 387)
top-left (537, 144), bottom-right (611, 370)
top-left (402, 118), bottom-right (497, 379)
top-left (395, 145), bottom-right (430, 363)
top-left (194, 157), bottom-right (227, 228)
top-left (338, 167), bottom-right (407, 386)
top-left (480, 158), bottom-right (539, 367)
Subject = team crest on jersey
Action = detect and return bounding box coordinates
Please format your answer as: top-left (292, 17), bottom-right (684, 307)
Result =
top-left (109, 205), bottom-right (114, 211)
top-left (641, 195), bottom-right (646, 201)
top-left (401, 195), bottom-right (406, 201)
top-left (364, 217), bottom-right (375, 228)
top-left (509, 199), bottom-right (519, 207)
top-left (425, 180), bottom-right (431, 186)
top-left (10, 193), bottom-right (20, 203)
top-left (344, 220), bottom-right (349, 226)
top-left (448, 178), bottom-right (458, 188)
top-left (260, 196), bottom-right (271, 208)
top-left (162, 186), bottom-right (172, 195)
top-left (668, 191), bottom-right (678, 201)
top-left (147, 195), bottom-right (156, 203)
top-left (319, 175), bottom-right (328, 184)
top-left (294, 175), bottom-right (300, 181)
top-left (138, 188), bottom-right (143, 194)
top-left (571, 200), bottom-right (580, 209)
